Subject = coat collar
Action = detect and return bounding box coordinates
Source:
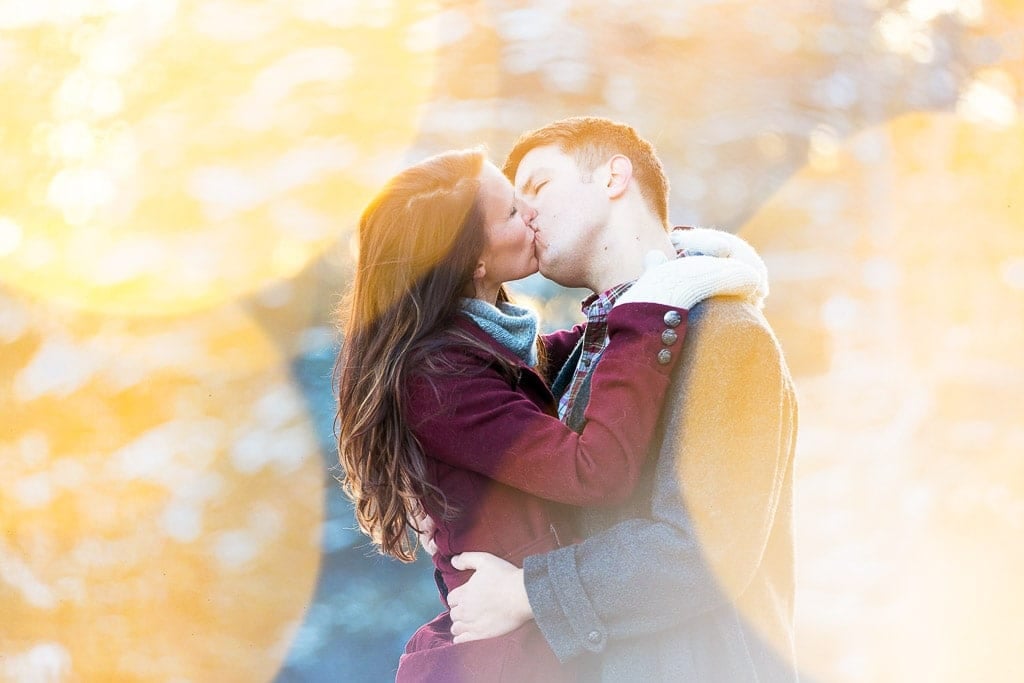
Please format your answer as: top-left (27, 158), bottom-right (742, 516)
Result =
top-left (452, 313), bottom-right (532, 367)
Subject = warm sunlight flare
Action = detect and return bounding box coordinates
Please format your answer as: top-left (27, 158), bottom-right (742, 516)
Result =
top-left (0, 0), bottom-right (438, 316)
top-left (1, 0), bottom-right (1021, 680)
top-left (741, 111), bottom-right (1024, 683)
top-left (0, 290), bottom-right (323, 681)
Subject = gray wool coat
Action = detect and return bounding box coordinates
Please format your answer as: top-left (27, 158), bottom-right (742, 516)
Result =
top-left (523, 298), bottom-right (800, 682)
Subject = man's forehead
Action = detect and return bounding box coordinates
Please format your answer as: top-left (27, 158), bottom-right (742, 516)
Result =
top-left (514, 145), bottom-right (573, 188)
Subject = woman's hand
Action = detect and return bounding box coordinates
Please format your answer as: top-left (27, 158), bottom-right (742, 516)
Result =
top-left (614, 252), bottom-right (766, 310)
top-left (670, 227), bottom-right (769, 299)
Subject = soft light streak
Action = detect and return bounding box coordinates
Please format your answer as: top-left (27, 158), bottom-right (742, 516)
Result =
top-left (958, 69), bottom-right (1019, 127)
top-left (877, 10), bottom-right (920, 54)
top-left (741, 112), bottom-right (1024, 683)
top-left (0, 0), bottom-right (439, 316)
top-left (906, 0), bottom-right (984, 24)
top-left (0, 217), bottom-right (23, 256)
top-left (809, 124), bottom-right (841, 172)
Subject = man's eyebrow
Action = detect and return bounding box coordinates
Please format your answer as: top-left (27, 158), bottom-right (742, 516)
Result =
top-left (518, 169), bottom-right (548, 196)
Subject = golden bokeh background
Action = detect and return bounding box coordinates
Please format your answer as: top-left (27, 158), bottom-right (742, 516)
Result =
top-left (0, 291), bottom-right (324, 681)
top-left (743, 111), bottom-right (1024, 682)
top-left (0, 0), bottom-right (1021, 681)
top-left (0, 0), bottom-right (438, 316)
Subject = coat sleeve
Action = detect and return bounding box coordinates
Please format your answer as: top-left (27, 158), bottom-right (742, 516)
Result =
top-left (522, 304), bottom-right (798, 660)
top-left (540, 323), bottom-right (585, 385)
top-left (408, 303), bottom-right (686, 506)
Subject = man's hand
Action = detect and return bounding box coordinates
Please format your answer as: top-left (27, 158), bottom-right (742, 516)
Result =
top-left (447, 552), bottom-right (534, 643)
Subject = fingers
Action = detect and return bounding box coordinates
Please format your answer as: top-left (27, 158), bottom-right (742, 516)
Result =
top-left (450, 551), bottom-right (488, 571)
top-left (700, 259), bottom-right (758, 288)
top-left (671, 227), bottom-right (732, 257)
top-left (729, 237), bottom-right (769, 284)
top-left (652, 254), bottom-right (720, 278)
top-left (714, 259), bottom-right (768, 300)
top-left (450, 617), bottom-right (485, 644)
top-left (662, 254), bottom-right (758, 282)
top-left (698, 261), bottom-right (764, 304)
top-left (668, 227), bottom-right (688, 250)
top-left (673, 227), bottom-right (768, 281)
top-left (449, 604), bottom-right (482, 643)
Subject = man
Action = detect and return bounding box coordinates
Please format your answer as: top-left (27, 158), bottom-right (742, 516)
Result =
top-left (438, 116), bottom-right (799, 681)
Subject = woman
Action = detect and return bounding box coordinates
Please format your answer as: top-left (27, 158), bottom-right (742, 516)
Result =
top-left (336, 149), bottom-right (762, 681)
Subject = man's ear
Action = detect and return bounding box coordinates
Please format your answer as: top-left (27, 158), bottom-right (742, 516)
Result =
top-left (605, 154), bottom-right (633, 199)
top-left (473, 261), bottom-right (487, 281)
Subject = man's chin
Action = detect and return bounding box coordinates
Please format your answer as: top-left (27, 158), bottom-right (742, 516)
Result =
top-left (538, 262), bottom-right (572, 287)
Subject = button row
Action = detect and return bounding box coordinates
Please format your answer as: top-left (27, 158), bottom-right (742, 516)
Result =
top-left (657, 310), bottom-right (682, 365)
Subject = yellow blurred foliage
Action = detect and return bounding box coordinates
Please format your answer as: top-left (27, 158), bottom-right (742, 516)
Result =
top-left (741, 111), bottom-right (1024, 683)
top-left (0, 290), bottom-right (324, 681)
top-left (0, 0), bottom-right (439, 316)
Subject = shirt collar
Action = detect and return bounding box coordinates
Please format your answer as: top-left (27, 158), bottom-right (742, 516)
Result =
top-left (579, 281), bottom-right (635, 320)
top-left (578, 239), bottom-right (691, 317)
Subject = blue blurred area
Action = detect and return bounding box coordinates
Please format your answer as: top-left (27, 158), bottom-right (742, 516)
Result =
top-left (278, 340), bottom-right (439, 682)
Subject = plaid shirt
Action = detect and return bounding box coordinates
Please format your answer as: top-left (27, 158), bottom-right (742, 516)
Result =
top-left (556, 281), bottom-right (635, 420)
top-left (557, 241), bottom-right (693, 421)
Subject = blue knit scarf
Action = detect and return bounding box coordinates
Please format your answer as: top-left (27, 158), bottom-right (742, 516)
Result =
top-left (459, 298), bottom-right (539, 367)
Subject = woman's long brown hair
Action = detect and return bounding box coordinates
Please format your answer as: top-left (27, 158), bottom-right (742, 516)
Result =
top-left (335, 149), bottom-right (514, 562)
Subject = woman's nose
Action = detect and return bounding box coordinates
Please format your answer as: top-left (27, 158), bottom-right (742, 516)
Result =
top-left (521, 203), bottom-right (538, 225)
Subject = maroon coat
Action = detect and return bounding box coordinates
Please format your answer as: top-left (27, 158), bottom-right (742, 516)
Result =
top-left (395, 302), bottom-right (687, 682)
